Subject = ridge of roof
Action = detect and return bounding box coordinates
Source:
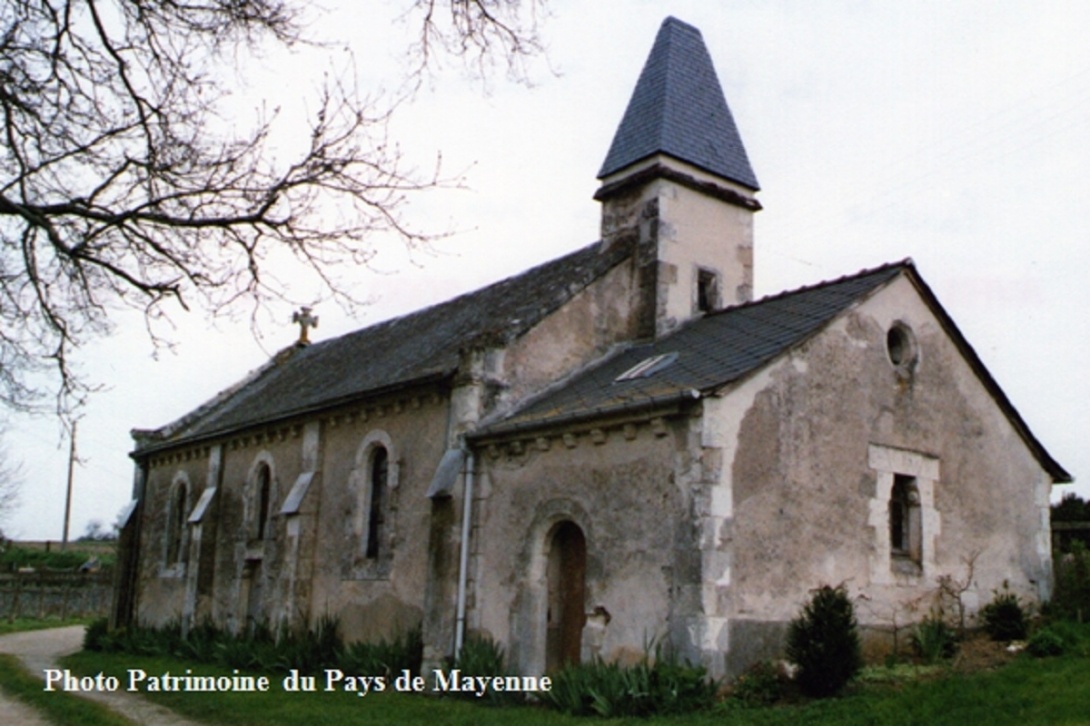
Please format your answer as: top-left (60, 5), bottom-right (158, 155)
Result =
top-left (133, 241), bottom-right (632, 454)
top-left (476, 262), bottom-right (907, 438)
top-left (597, 16), bottom-right (759, 189)
top-left (708, 258), bottom-right (915, 319)
top-left (898, 265), bottom-right (1072, 484)
top-left (474, 257), bottom-right (1071, 484)
top-left (131, 343), bottom-right (305, 449)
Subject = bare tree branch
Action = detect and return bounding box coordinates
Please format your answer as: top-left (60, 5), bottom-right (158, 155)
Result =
top-left (407, 0), bottom-right (550, 88)
top-left (0, 425), bottom-right (24, 533)
top-left (0, 0), bottom-right (546, 416)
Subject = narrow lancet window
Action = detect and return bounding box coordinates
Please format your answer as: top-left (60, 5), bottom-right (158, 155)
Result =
top-left (166, 483), bottom-right (188, 564)
top-left (366, 447), bottom-right (388, 559)
top-left (256, 464), bottom-right (271, 540)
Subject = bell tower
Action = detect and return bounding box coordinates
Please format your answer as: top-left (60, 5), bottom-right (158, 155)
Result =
top-left (596, 17), bottom-right (761, 337)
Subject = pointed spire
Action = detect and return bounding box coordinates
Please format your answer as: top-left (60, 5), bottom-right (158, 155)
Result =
top-left (598, 17), bottom-right (758, 190)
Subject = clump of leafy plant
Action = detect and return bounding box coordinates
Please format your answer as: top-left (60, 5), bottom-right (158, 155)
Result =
top-left (912, 611), bottom-right (958, 663)
top-left (449, 634), bottom-right (512, 703)
top-left (543, 643), bottom-right (714, 717)
top-left (281, 614), bottom-right (343, 674)
top-left (85, 615), bottom-right (433, 680)
top-left (453, 634), bottom-right (507, 677)
top-left (339, 625), bottom-right (422, 677)
top-left (979, 582), bottom-right (1028, 641)
top-left (82, 617), bottom-right (110, 651)
top-left (1026, 627), bottom-right (1066, 657)
top-left (1050, 541), bottom-right (1090, 621)
top-left (729, 660), bottom-right (787, 707)
top-left (786, 584), bottom-right (862, 697)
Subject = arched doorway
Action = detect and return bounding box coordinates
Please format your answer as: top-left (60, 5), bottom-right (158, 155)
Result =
top-left (546, 521), bottom-right (586, 671)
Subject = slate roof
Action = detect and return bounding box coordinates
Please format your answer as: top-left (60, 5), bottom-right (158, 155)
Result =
top-left (476, 262), bottom-right (904, 436)
top-left (472, 260), bottom-right (1073, 484)
top-left (133, 241), bottom-right (631, 454)
top-left (598, 16), bottom-right (759, 190)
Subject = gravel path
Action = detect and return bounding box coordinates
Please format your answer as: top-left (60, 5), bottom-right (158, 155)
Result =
top-left (0, 625), bottom-right (198, 726)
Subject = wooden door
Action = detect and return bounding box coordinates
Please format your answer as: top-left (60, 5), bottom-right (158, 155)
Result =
top-left (546, 521), bottom-right (586, 671)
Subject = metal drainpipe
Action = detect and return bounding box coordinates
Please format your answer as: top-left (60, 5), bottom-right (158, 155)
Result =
top-left (454, 449), bottom-right (475, 660)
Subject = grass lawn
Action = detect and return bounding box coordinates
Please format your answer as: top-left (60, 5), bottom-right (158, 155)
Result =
top-left (58, 628), bottom-right (1090, 727)
top-left (63, 652), bottom-right (586, 725)
top-left (0, 653), bottom-right (131, 725)
top-left (703, 654), bottom-right (1090, 725)
top-left (0, 616), bottom-right (94, 635)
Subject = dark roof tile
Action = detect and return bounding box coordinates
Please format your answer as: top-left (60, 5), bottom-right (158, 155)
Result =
top-left (476, 262), bottom-right (907, 434)
top-left (473, 259), bottom-right (1071, 484)
top-left (598, 17), bottom-right (759, 189)
top-left (136, 241), bottom-right (630, 451)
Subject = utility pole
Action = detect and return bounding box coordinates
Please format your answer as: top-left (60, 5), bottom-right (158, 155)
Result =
top-left (61, 421), bottom-right (77, 550)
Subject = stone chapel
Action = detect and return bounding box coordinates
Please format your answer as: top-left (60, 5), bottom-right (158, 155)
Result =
top-left (116, 17), bottom-right (1071, 678)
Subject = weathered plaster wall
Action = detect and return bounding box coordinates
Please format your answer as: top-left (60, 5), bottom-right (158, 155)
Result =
top-left (598, 155), bottom-right (757, 336)
top-left (134, 455), bottom-right (210, 626)
top-left (493, 261), bottom-right (642, 418)
top-left (471, 415), bottom-right (694, 677)
top-left (207, 426), bottom-right (304, 632)
top-left (653, 173), bottom-right (755, 318)
top-left (713, 275), bottom-right (1051, 671)
top-left (134, 387), bottom-right (454, 647)
top-left (307, 391), bottom-right (450, 645)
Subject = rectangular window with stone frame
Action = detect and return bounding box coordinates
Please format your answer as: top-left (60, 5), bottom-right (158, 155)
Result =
top-left (889, 473), bottom-right (922, 566)
top-left (868, 444), bottom-right (939, 582)
top-left (697, 268), bottom-right (720, 313)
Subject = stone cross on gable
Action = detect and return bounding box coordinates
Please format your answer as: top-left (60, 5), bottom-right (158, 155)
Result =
top-left (292, 306), bottom-right (319, 345)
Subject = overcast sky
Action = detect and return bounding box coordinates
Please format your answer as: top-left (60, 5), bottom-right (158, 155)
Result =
top-left (6, 1), bottom-right (1088, 541)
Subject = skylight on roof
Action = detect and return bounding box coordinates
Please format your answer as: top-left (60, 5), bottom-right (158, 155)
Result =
top-left (615, 352), bottom-right (678, 382)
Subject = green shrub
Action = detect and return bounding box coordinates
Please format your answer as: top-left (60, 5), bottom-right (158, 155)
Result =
top-left (1051, 492), bottom-right (1090, 524)
top-left (980, 584), bottom-right (1029, 641)
top-left (0, 545), bottom-right (114, 571)
top-left (83, 617), bottom-right (110, 652)
top-left (786, 584), bottom-right (862, 697)
top-left (1027, 627), bottom-right (1066, 657)
top-left (641, 648), bottom-right (716, 715)
top-left (912, 612), bottom-right (957, 663)
top-left (1051, 541), bottom-right (1090, 620)
top-left (730, 660), bottom-right (787, 707)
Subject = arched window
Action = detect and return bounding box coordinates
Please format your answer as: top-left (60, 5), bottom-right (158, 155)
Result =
top-left (255, 463), bottom-right (272, 540)
top-left (347, 430), bottom-right (398, 577)
top-left (366, 447), bottom-right (388, 559)
top-left (246, 455), bottom-right (277, 543)
top-left (166, 480), bottom-right (188, 565)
